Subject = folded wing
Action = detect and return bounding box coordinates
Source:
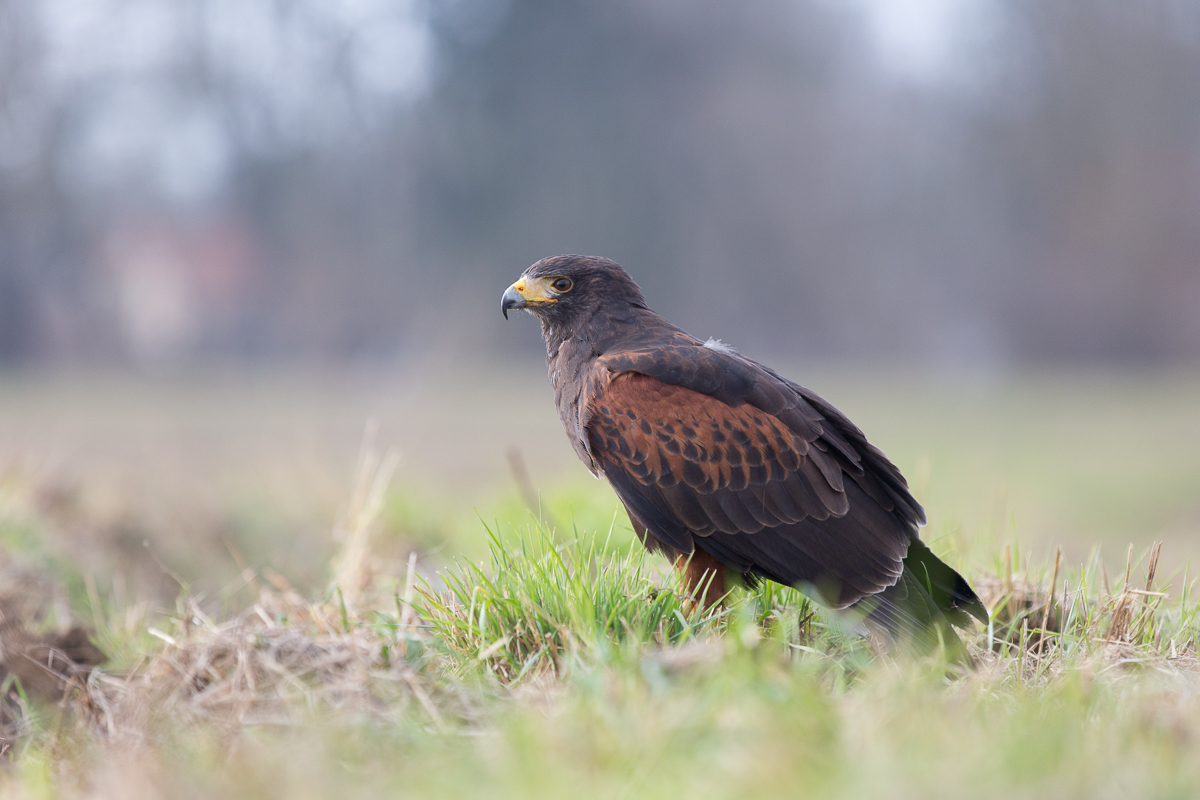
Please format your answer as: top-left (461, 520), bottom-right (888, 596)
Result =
top-left (587, 369), bottom-right (914, 607)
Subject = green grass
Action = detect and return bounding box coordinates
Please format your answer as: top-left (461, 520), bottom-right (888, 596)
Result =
top-left (5, 504), bottom-right (1200, 799)
top-left (423, 521), bottom-right (713, 681)
top-left (2, 525), bottom-right (1200, 800)
top-left (420, 519), bottom-right (851, 683)
top-left (1, 367), bottom-right (1199, 798)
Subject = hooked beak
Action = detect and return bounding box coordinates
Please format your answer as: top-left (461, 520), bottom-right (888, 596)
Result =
top-left (501, 276), bottom-right (558, 319)
top-left (501, 285), bottom-right (523, 320)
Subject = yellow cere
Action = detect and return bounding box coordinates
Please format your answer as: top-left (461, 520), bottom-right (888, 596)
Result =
top-left (514, 276), bottom-right (558, 303)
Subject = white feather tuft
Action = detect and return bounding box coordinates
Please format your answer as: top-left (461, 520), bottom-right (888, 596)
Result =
top-left (703, 337), bottom-right (736, 354)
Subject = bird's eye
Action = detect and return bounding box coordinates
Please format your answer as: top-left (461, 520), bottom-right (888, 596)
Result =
top-left (550, 277), bottom-right (573, 293)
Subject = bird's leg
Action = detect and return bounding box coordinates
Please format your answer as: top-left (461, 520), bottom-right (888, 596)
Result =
top-left (675, 549), bottom-right (728, 610)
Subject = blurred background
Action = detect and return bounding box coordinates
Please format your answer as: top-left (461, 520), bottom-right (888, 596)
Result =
top-left (0, 0), bottom-right (1197, 602)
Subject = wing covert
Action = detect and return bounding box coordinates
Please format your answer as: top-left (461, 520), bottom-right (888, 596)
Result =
top-left (587, 373), bottom-right (850, 533)
top-left (586, 368), bottom-right (913, 607)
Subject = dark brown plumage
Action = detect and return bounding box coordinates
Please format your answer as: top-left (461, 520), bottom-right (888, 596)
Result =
top-left (502, 255), bottom-right (986, 644)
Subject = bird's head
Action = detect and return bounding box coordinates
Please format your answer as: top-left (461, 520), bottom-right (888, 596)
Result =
top-left (501, 255), bottom-right (647, 335)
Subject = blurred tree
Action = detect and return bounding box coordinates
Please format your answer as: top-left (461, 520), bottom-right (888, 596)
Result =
top-left (0, 0), bottom-right (1197, 364)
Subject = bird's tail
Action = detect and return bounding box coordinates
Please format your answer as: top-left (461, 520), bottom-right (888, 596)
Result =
top-left (860, 538), bottom-right (988, 657)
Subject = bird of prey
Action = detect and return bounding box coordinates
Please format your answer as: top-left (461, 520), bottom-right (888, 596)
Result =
top-left (502, 255), bottom-right (986, 645)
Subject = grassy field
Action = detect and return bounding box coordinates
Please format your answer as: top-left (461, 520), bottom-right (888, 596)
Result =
top-left (0, 364), bottom-right (1198, 798)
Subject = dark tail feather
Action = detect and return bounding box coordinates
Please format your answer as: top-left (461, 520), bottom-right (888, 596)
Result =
top-left (859, 539), bottom-right (988, 655)
top-left (902, 538), bottom-right (988, 628)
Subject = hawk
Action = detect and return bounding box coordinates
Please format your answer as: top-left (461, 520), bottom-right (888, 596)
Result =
top-left (502, 255), bottom-right (986, 644)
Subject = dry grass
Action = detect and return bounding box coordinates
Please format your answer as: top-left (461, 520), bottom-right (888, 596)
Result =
top-left (0, 439), bottom-right (465, 764)
top-left (73, 586), bottom-right (460, 742)
top-left (1, 500), bottom-right (1195, 757)
top-left (0, 368), bottom-right (1198, 796)
top-left (0, 519), bottom-right (1196, 798)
